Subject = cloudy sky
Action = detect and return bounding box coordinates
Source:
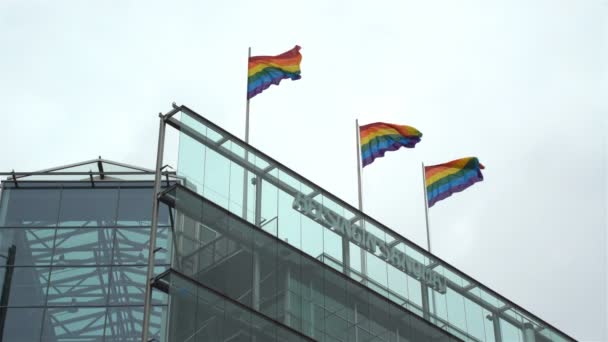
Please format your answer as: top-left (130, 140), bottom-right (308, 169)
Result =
top-left (1, 0), bottom-right (606, 340)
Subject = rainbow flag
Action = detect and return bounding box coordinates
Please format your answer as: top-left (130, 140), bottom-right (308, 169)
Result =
top-left (425, 157), bottom-right (485, 207)
top-left (247, 45), bottom-right (302, 99)
top-left (360, 122), bottom-right (422, 167)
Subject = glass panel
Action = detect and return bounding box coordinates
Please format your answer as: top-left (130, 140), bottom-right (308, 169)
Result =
top-left (500, 318), bottom-right (524, 342)
top-left (42, 307), bottom-right (106, 341)
top-left (104, 305), bottom-right (165, 342)
top-left (109, 266), bottom-right (167, 305)
top-left (117, 187), bottom-right (170, 227)
top-left (203, 148), bottom-right (231, 209)
top-left (227, 151), bottom-right (246, 218)
top-left (58, 188), bottom-right (118, 227)
top-left (47, 267), bottom-right (109, 306)
top-left (261, 178), bottom-right (280, 238)
top-left (114, 227), bottom-right (170, 266)
top-left (0, 228), bottom-right (55, 266)
top-left (0, 188), bottom-right (60, 227)
top-left (52, 229), bottom-right (114, 266)
top-left (165, 270), bottom-right (311, 342)
top-left (177, 130), bottom-right (207, 193)
top-left (0, 267), bottom-right (50, 307)
top-left (1, 307), bottom-right (44, 342)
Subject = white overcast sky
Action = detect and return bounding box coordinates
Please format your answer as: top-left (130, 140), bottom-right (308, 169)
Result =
top-left (1, 0), bottom-right (606, 340)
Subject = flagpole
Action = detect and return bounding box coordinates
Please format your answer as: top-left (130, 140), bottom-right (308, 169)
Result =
top-left (242, 47), bottom-right (251, 221)
top-left (245, 47), bottom-right (251, 144)
top-left (355, 119), bottom-right (367, 281)
top-left (356, 119), bottom-right (363, 212)
top-left (421, 161), bottom-right (437, 324)
top-left (421, 162), bottom-right (431, 252)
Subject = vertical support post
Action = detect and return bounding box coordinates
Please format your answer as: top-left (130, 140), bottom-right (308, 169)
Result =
top-left (421, 285), bottom-right (430, 321)
top-left (252, 176), bottom-right (262, 310)
top-left (523, 323), bottom-right (536, 342)
top-left (141, 115), bottom-right (166, 342)
top-left (284, 266), bottom-right (292, 326)
top-left (492, 313), bottom-right (503, 342)
top-left (355, 119), bottom-right (367, 282)
top-left (354, 302), bottom-right (359, 342)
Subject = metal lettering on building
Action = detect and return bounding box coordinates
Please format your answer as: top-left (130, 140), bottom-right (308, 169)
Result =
top-left (292, 193), bottom-right (447, 294)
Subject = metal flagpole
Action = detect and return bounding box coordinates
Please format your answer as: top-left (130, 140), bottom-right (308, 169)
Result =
top-left (141, 114), bottom-right (166, 342)
top-left (242, 47), bottom-right (252, 220)
top-left (243, 47), bottom-right (261, 312)
top-left (421, 162), bottom-right (437, 324)
top-left (421, 162), bottom-right (431, 252)
top-left (356, 120), bottom-right (363, 211)
top-left (355, 119), bottom-right (367, 281)
top-left (245, 47), bottom-right (251, 144)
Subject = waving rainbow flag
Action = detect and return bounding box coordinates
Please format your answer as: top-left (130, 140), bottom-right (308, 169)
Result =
top-left (425, 157), bottom-right (485, 207)
top-left (247, 45), bottom-right (302, 99)
top-left (360, 122), bottom-right (422, 167)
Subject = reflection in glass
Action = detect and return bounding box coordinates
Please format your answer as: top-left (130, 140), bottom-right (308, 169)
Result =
top-left (114, 228), bottom-right (169, 266)
top-left (42, 307), bottom-right (107, 341)
top-left (0, 188), bottom-right (61, 227)
top-left (58, 188), bottom-right (118, 227)
top-left (1, 267), bottom-right (50, 307)
top-left (0, 229), bottom-right (55, 266)
top-left (0, 307), bottom-right (44, 341)
top-left (52, 229), bottom-right (114, 266)
top-left (47, 267), bottom-right (109, 306)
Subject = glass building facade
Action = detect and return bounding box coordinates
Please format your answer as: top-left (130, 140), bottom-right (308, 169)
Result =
top-left (162, 105), bottom-right (576, 342)
top-left (0, 172), bottom-right (172, 341)
top-left (0, 105), bottom-right (576, 342)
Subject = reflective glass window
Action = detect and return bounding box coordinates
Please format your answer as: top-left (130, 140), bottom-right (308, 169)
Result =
top-left (0, 307), bottom-right (44, 341)
top-left (104, 306), bottom-right (165, 342)
top-left (0, 267), bottom-right (50, 307)
top-left (42, 307), bottom-right (107, 341)
top-left (116, 187), bottom-right (171, 227)
top-left (0, 228), bottom-right (55, 266)
top-left (113, 227), bottom-right (169, 266)
top-left (117, 188), bottom-right (153, 227)
top-left (109, 266), bottom-right (167, 305)
top-left (0, 188), bottom-right (60, 227)
top-left (47, 267), bottom-right (109, 306)
top-left (58, 188), bottom-right (118, 227)
top-left (52, 228), bottom-right (114, 266)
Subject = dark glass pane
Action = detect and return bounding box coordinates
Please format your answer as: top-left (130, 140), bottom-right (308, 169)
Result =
top-left (117, 188), bottom-right (154, 227)
top-left (58, 188), bottom-right (118, 227)
top-left (52, 229), bottom-right (114, 266)
top-left (109, 266), bottom-right (167, 305)
top-left (0, 307), bottom-right (44, 342)
top-left (114, 228), bottom-right (169, 266)
top-left (119, 187), bottom-right (171, 227)
top-left (42, 307), bottom-right (106, 341)
top-left (0, 229), bottom-right (55, 266)
top-left (0, 267), bottom-right (50, 307)
top-left (0, 188), bottom-right (60, 227)
top-left (47, 267), bottom-right (109, 306)
top-left (104, 306), bottom-right (165, 342)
